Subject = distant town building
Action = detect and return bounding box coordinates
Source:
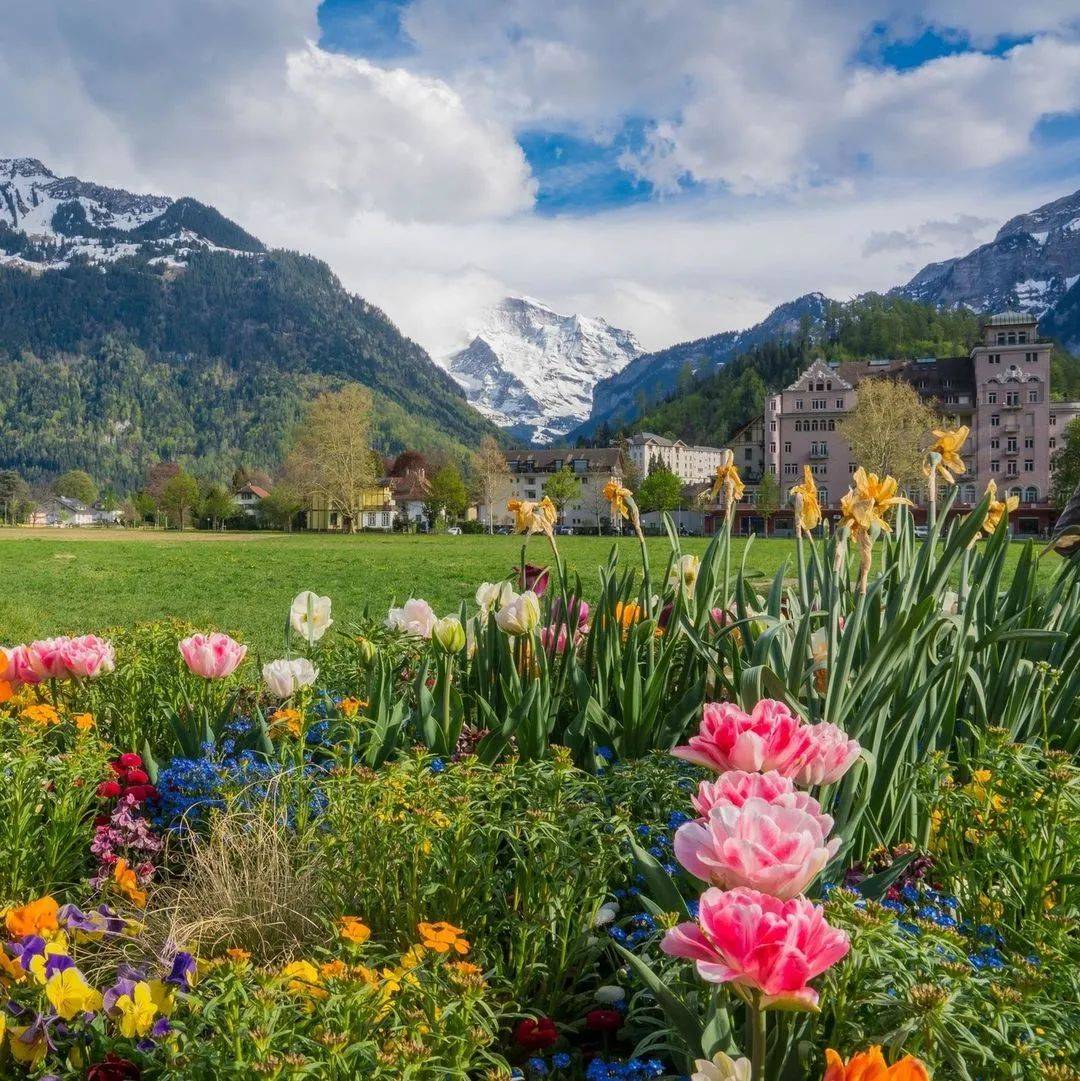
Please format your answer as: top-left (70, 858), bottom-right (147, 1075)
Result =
top-left (233, 482), bottom-right (270, 517)
top-left (627, 433), bottom-right (732, 484)
top-left (479, 448), bottom-right (626, 531)
top-left (304, 468), bottom-right (433, 531)
top-left (29, 496), bottom-right (95, 527)
top-left (758, 312), bottom-right (1080, 535)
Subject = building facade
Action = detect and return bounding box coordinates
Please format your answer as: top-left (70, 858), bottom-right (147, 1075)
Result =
top-left (760, 312), bottom-right (1080, 535)
top-left (479, 448), bottom-right (626, 532)
top-left (628, 433), bottom-right (732, 484)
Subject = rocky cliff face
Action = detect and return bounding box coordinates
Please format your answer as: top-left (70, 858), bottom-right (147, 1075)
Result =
top-left (439, 296), bottom-right (640, 443)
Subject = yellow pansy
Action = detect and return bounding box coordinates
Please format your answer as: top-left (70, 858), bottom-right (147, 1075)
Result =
top-left (925, 425), bottom-right (969, 483)
top-left (45, 966), bottom-right (103, 1020)
top-left (113, 982), bottom-right (159, 1038)
top-left (791, 465), bottom-right (821, 532)
top-left (8, 1024), bottom-right (47, 1066)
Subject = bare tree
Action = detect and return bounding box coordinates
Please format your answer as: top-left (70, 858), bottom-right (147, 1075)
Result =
top-left (472, 436), bottom-right (510, 533)
top-left (838, 379), bottom-right (938, 491)
top-left (283, 385), bottom-right (376, 532)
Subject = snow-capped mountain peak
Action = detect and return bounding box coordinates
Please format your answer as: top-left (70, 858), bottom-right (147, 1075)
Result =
top-left (440, 296), bottom-right (641, 444)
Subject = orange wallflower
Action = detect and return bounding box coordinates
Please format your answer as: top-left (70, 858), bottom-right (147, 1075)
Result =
top-left (5, 896), bottom-right (60, 938)
top-left (268, 708), bottom-right (303, 739)
top-left (0, 680), bottom-right (13, 704)
top-left (0, 947), bottom-right (27, 985)
top-left (417, 921), bottom-right (470, 955)
top-left (73, 713), bottom-right (96, 731)
top-left (19, 704), bottom-right (60, 727)
top-left (339, 697), bottom-right (367, 718)
top-left (320, 959), bottom-right (349, 980)
top-left (824, 1047), bottom-right (931, 1081)
top-left (113, 859), bottom-right (148, 909)
top-left (338, 916), bottom-right (372, 945)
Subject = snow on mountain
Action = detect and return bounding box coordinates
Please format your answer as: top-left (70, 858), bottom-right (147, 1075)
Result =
top-left (439, 296), bottom-right (641, 444)
top-left (0, 156), bottom-right (263, 271)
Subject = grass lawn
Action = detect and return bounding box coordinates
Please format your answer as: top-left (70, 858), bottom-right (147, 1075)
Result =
top-left (0, 527), bottom-right (1063, 654)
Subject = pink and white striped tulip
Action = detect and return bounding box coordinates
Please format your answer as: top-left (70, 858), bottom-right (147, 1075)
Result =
top-left (178, 633), bottom-right (247, 679)
top-left (661, 886), bottom-right (849, 1010)
top-left (792, 722), bottom-right (861, 786)
top-left (59, 635), bottom-right (116, 679)
top-left (691, 770), bottom-right (824, 818)
top-left (674, 796), bottom-right (839, 899)
top-left (672, 699), bottom-right (812, 777)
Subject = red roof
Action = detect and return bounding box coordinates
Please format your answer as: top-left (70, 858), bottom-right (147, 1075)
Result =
top-left (239, 483), bottom-right (270, 499)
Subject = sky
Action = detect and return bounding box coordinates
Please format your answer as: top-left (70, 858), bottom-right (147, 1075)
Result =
top-left (2, 1), bottom-right (1079, 354)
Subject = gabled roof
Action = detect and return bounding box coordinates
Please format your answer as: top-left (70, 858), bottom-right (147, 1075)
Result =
top-left (785, 358), bottom-right (853, 392)
top-left (237, 483), bottom-right (269, 499)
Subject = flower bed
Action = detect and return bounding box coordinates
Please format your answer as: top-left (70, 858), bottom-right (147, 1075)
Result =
top-left (1, 457), bottom-right (1078, 1079)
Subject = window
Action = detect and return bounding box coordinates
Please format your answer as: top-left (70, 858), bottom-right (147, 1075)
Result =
top-left (770, 420), bottom-right (776, 432)
top-left (997, 333), bottom-right (1006, 345)
top-left (783, 441), bottom-right (792, 453)
top-left (987, 392), bottom-right (997, 404)
top-left (1050, 414), bottom-right (1057, 426)
top-left (1007, 461), bottom-right (1018, 476)
top-left (769, 463), bottom-right (776, 474)
top-left (1007, 437), bottom-right (1017, 453)
top-left (962, 484), bottom-right (977, 503)
top-left (1028, 389), bottom-right (1038, 403)
top-left (811, 399), bottom-right (827, 410)
top-left (991, 414), bottom-right (1000, 427)
top-left (991, 438), bottom-right (999, 450)
top-left (1050, 437), bottom-right (1057, 449)
top-left (819, 488), bottom-right (829, 505)
top-left (826, 381), bottom-right (832, 390)
top-left (769, 441), bottom-right (776, 453)
top-left (991, 460), bottom-right (1000, 473)
top-left (1024, 486), bottom-right (1038, 502)
top-left (795, 399), bottom-right (804, 410)
top-left (1006, 392), bottom-right (1020, 406)
top-left (770, 399), bottom-right (777, 411)
top-left (1023, 459), bottom-right (1034, 472)
top-left (1024, 437), bottom-right (1034, 449)
top-left (828, 420), bottom-right (836, 431)
top-left (849, 462), bottom-right (856, 473)
top-left (1018, 332), bottom-right (1027, 343)
top-left (835, 398), bottom-right (844, 409)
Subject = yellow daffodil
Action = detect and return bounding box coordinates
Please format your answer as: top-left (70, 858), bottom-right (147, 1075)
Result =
top-left (603, 479), bottom-right (632, 519)
top-left (840, 468), bottom-right (912, 536)
top-left (925, 425), bottom-right (969, 483)
top-left (981, 479), bottom-right (1019, 535)
top-left (113, 981), bottom-right (159, 1038)
top-left (45, 967), bottom-right (103, 1020)
top-left (710, 449), bottom-right (745, 505)
top-left (507, 497), bottom-right (557, 536)
top-left (791, 465), bottom-right (821, 532)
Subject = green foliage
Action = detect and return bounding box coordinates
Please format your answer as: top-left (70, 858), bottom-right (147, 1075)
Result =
top-left (424, 464), bottom-right (468, 522)
top-left (160, 470), bottom-right (200, 528)
top-left (54, 468), bottom-right (98, 504)
top-left (1050, 417), bottom-right (1080, 506)
top-left (543, 467), bottom-right (584, 513)
top-left (0, 468), bottom-right (31, 523)
top-left (0, 249), bottom-right (495, 489)
top-left (637, 463), bottom-right (683, 513)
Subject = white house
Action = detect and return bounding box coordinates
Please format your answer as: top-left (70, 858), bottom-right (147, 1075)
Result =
top-left (30, 496), bottom-right (94, 527)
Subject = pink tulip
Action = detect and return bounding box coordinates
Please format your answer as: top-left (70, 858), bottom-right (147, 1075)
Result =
top-left (674, 797), bottom-right (839, 899)
top-left (178, 633), bottom-right (247, 679)
top-left (672, 699), bottom-right (812, 777)
top-left (21, 637), bottom-right (72, 681)
top-left (539, 624), bottom-right (572, 655)
top-left (59, 635), bottom-right (116, 679)
top-left (792, 722), bottom-right (861, 786)
top-left (661, 886), bottom-right (849, 1010)
top-left (691, 770), bottom-right (806, 817)
top-left (4, 644), bottom-right (42, 684)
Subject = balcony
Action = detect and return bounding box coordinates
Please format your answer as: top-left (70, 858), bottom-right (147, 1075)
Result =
top-left (807, 448), bottom-right (829, 460)
top-left (1002, 400), bottom-right (1023, 411)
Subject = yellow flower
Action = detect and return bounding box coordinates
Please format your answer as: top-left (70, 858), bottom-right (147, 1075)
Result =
top-left (338, 916), bottom-right (372, 945)
top-left (417, 921), bottom-right (470, 955)
top-left (113, 858), bottom-right (147, 909)
top-left (400, 944), bottom-right (427, 970)
top-left (45, 966), bottom-right (103, 1020)
top-left (339, 697), bottom-right (366, 718)
top-left (268, 707), bottom-right (303, 740)
top-left (790, 465), bottom-right (821, 532)
top-left (981, 479), bottom-right (1019, 535)
top-left (280, 959), bottom-right (328, 999)
top-left (19, 703), bottom-right (60, 727)
top-left (225, 947), bottom-right (251, 966)
top-left (925, 425), bottom-right (969, 483)
top-left (379, 965), bottom-right (419, 996)
top-left (507, 496), bottom-right (557, 536)
top-left (320, 959), bottom-right (349, 980)
top-left (7, 1023), bottom-right (48, 1066)
top-left (0, 947), bottom-right (26, 987)
top-left (27, 935), bottom-right (70, 985)
top-left (840, 467), bottom-right (912, 536)
top-left (113, 982), bottom-right (159, 1038)
top-left (73, 712), bottom-right (96, 731)
top-left (709, 450), bottom-right (745, 504)
top-left (603, 479), bottom-right (632, 519)
top-left (668, 553), bottom-right (700, 594)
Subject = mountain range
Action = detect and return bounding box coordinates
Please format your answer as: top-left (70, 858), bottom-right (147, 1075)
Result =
top-left (0, 157), bottom-right (496, 489)
top-left (438, 296), bottom-right (641, 444)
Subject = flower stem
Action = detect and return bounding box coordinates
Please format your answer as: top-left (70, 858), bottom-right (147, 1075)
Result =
top-left (750, 997), bottom-right (767, 1081)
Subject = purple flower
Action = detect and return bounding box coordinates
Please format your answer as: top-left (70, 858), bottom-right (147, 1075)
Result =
top-left (165, 951), bottom-right (196, 988)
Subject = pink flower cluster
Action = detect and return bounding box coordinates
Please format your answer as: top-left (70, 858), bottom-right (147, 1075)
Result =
top-left (90, 793), bottom-right (164, 893)
top-left (660, 699), bottom-right (856, 1010)
top-left (3, 635), bottom-right (116, 685)
top-left (672, 699), bottom-right (860, 787)
top-left (178, 632), bottom-right (247, 679)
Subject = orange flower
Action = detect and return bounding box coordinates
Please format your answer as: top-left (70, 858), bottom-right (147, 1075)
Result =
top-left (224, 948), bottom-right (251, 966)
top-left (417, 921), bottom-right (470, 955)
top-left (338, 916), bottom-right (372, 945)
top-left (824, 1047), bottom-right (931, 1081)
top-left (320, 959), bottom-right (349, 980)
top-left (339, 697), bottom-right (367, 718)
top-left (19, 704), bottom-right (60, 727)
top-left (73, 713), bottom-right (96, 731)
top-left (113, 859), bottom-right (148, 909)
top-left (0, 680), bottom-right (13, 704)
top-left (5, 896), bottom-right (60, 938)
top-left (0, 947), bottom-right (27, 986)
top-left (268, 708), bottom-right (303, 739)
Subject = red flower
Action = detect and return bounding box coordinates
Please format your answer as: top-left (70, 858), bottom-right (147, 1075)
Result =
top-left (88, 1054), bottom-right (141, 1080)
top-left (117, 753), bottom-right (143, 769)
top-left (124, 768), bottom-right (150, 785)
top-left (514, 1017), bottom-right (558, 1050)
top-left (97, 780), bottom-right (122, 799)
top-left (124, 785), bottom-right (159, 804)
top-left (585, 1009), bottom-right (623, 1032)
top-left (519, 563), bottom-right (550, 595)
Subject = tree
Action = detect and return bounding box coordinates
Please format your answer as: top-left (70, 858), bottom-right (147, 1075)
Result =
top-left (425, 464), bottom-right (468, 525)
top-left (0, 470), bottom-right (31, 525)
top-left (199, 484), bottom-right (236, 530)
top-left (1051, 418), bottom-right (1080, 508)
top-left (132, 491), bottom-right (158, 527)
top-left (230, 466), bottom-right (272, 493)
top-left (259, 485), bottom-right (303, 531)
top-left (146, 462), bottom-right (182, 502)
top-left (389, 450), bottom-right (428, 478)
top-left (283, 385), bottom-right (376, 532)
top-left (472, 436), bottom-right (509, 533)
top-left (160, 471), bottom-right (200, 529)
top-left (542, 467), bottom-right (582, 522)
top-left (637, 464), bottom-right (683, 514)
top-left (837, 379), bottom-right (938, 491)
top-left (755, 471), bottom-right (780, 536)
top-left (54, 469), bottom-right (98, 505)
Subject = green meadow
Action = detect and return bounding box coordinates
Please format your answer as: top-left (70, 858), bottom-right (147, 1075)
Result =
top-left (0, 527), bottom-right (1061, 654)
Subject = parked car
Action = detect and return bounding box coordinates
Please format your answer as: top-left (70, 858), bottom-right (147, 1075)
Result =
top-left (555, 525), bottom-right (575, 536)
top-left (446, 526), bottom-right (462, 536)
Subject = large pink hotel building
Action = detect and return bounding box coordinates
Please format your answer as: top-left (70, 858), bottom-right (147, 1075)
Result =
top-left (757, 312), bottom-right (1080, 535)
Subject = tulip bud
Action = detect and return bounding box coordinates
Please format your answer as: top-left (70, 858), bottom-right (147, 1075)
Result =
top-left (355, 636), bottom-right (377, 664)
top-left (433, 615), bottom-right (466, 653)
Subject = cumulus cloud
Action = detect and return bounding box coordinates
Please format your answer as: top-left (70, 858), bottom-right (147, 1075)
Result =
top-left (862, 214), bottom-right (995, 256)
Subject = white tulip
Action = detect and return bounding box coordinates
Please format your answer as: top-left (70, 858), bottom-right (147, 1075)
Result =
top-left (386, 598), bottom-right (438, 638)
top-left (475, 580), bottom-right (513, 612)
top-left (290, 591), bottom-right (333, 644)
top-left (433, 615), bottom-right (466, 653)
top-left (692, 1053), bottom-right (752, 1081)
top-left (494, 591), bottom-right (541, 636)
top-left (668, 553), bottom-right (701, 593)
top-left (591, 901), bottom-right (619, 927)
top-left (262, 657), bottom-right (318, 698)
